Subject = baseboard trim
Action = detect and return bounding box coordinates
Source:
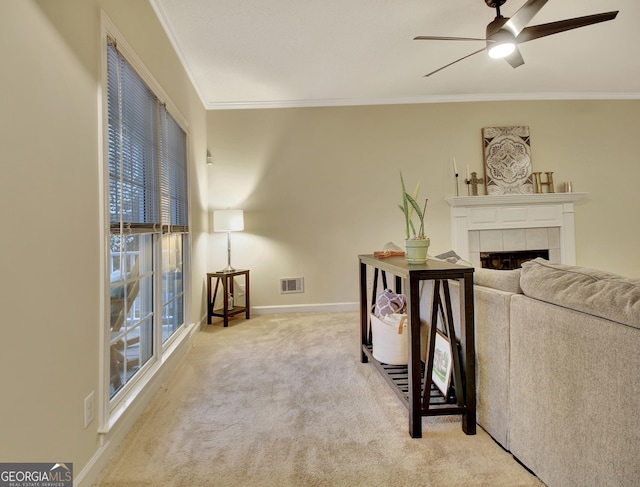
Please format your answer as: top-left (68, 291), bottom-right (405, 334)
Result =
top-left (252, 302), bottom-right (358, 315)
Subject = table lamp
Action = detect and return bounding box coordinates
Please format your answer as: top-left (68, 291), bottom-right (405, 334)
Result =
top-left (213, 209), bottom-right (244, 272)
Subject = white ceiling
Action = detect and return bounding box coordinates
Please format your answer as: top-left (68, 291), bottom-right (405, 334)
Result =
top-left (150, 0), bottom-right (640, 110)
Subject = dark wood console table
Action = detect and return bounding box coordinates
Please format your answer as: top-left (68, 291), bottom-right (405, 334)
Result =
top-left (358, 254), bottom-right (475, 438)
top-left (207, 270), bottom-right (250, 327)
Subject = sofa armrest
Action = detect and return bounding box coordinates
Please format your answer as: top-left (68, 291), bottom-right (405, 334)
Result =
top-left (474, 268), bottom-right (522, 294)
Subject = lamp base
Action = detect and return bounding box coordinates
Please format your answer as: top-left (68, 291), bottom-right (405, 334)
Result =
top-left (217, 265), bottom-right (236, 273)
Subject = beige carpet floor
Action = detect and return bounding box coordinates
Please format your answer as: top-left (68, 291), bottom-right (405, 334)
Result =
top-left (94, 312), bottom-right (545, 486)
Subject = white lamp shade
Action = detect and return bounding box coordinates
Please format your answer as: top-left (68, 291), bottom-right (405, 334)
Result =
top-left (213, 209), bottom-right (244, 232)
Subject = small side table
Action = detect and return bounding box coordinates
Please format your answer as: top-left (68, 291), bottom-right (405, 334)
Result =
top-left (207, 270), bottom-right (250, 327)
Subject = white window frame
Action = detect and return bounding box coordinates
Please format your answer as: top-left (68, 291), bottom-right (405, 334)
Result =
top-left (98, 12), bottom-right (192, 434)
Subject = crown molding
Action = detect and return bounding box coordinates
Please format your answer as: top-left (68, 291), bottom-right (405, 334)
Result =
top-left (204, 92), bottom-right (640, 110)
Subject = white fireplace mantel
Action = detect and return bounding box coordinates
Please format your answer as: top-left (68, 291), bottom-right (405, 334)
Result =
top-left (446, 193), bottom-right (586, 266)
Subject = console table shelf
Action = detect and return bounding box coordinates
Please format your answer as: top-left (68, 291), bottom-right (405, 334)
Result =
top-left (358, 254), bottom-right (475, 438)
top-left (362, 344), bottom-right (460, 410)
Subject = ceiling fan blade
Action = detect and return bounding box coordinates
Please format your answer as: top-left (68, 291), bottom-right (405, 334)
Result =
top-left (504, 46), bottom-right (525, 69)
top-left (516, 11), bottom-right (619, 43)
top-left (414, 36), bottom-right (487, 42)
top-left (503, 0), bottom-right (548, 37)
top-left (424, 48), bottom-right (486, 77)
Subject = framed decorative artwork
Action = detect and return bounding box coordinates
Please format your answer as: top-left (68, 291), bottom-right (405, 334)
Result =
top-left (482, 126), bottom-right (534, 195)
top-left (432, 331), bottom-right (453, 397)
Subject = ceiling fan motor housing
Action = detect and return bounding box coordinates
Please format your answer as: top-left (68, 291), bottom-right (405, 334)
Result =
top-left (486, 16), bottom-right (510, 39)
top-left (486, 16), bottom-right (516, 58)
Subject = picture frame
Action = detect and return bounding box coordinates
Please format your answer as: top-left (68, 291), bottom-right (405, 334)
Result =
top-left (432, 330), bottom-right (453, 397)
top-left (482, 126), bottom-right (534, 195)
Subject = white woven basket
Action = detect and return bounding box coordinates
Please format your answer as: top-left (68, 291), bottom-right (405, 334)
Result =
top-left (371, 313), bottom-right (427, 365)
top-left (371, 313), bottom-right (409, 365)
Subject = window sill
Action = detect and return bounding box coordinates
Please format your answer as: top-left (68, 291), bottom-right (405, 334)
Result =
top-left (99, 320), bottom-right (199, 437)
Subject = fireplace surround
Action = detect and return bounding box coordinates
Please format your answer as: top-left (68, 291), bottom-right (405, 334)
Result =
top-left (446, 193), bottom-right (586, 268)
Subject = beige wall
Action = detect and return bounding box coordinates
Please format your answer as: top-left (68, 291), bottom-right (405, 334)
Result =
top-left (0, 0), bottom-right (208, 482)
top-left (208, 100), bottom-right (640, 309)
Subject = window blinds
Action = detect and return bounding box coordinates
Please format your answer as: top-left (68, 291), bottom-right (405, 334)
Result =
top-left (107, 40), bottom-right (188, 234)
top-left (163, 108), bottom-right (188, 230)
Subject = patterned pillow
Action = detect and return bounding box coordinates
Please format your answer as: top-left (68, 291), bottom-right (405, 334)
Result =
top-left (375, 289), bottom-right (407, 317)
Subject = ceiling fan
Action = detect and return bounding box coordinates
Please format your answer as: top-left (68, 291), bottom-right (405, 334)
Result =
top-left (415, 0), bottom-right (618, 77)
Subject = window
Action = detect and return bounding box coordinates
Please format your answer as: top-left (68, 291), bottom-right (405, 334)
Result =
top-left (161, 233), bottom-right (184, 343)
top-left (106, 37), bottom-right (189, 399)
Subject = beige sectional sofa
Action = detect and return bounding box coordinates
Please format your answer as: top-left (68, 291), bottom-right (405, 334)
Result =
top-left (449, 258), bottom-right (640, 487)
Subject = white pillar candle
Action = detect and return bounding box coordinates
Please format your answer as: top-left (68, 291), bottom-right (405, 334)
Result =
top-left (452, 157), bottom-right (458, 175)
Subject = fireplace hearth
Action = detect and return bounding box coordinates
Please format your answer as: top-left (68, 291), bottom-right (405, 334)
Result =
top-left (481, 250), bottom-right (549, 270)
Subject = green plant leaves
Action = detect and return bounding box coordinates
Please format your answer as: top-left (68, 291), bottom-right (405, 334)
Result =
top-left (400, 171), bottom-right (426, 239)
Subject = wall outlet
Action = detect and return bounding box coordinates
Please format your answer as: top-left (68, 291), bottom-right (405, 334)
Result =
top-left (84, 391), bottom-right (95, 428)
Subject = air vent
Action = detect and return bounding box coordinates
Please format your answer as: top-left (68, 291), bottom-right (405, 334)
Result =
top-left (280, 277), bottom-right (304, 294)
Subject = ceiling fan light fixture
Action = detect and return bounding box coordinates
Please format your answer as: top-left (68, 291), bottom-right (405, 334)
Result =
top-left (488, 41), bottom-right (516, 58)
top-left (415, 1), bottom-right (619, 77)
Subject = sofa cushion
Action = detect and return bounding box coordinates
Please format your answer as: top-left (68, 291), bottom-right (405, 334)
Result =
top-left (474, 268), bottom-right (522, 294)
top-left (520, 258), bottom-right (640, 328)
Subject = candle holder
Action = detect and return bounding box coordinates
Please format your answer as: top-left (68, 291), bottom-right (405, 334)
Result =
top-left (533, 172), bottom-right (555, 193)
top-left (452, 158), bottom-right (460, 197)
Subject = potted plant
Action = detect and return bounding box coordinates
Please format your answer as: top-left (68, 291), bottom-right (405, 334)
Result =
top-left (399, 172), bottom-right (430, 264)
